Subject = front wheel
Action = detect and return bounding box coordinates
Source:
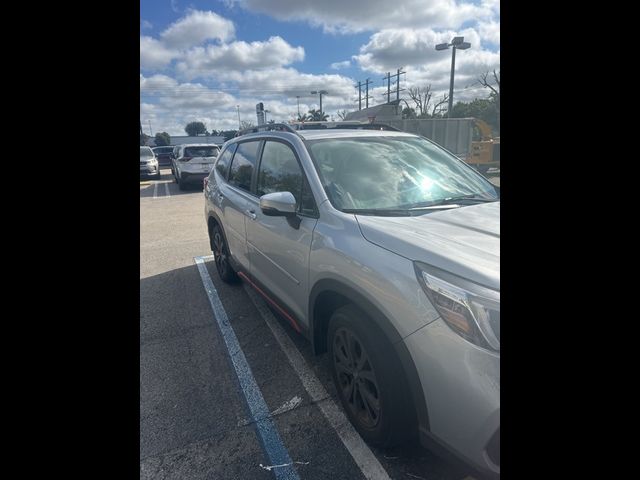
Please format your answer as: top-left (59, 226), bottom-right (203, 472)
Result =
top-left (328, 305), bottom-right (416, 447)
top-left (211, 225), bottom-right (239, 283)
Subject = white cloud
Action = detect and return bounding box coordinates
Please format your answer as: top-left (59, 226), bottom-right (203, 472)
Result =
top-left (160, 10), bottom-right (235, 49)
top-left (171, 0), bottom-right (180, 13)
top-left (330, 60), bottom-right (350, 70)
top-left (140, 36), bottom-right (178, 70)
top-left (176, 36), bottom-right (304, 79)
top-left (478, 20), bottom-right (500, 46)
top-left (140, 19), bottom-right (153, 30)
top-left (234, 0), bottom-right (493, 33)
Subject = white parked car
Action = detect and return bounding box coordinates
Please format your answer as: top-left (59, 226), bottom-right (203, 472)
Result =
top-left (140, 146), bottom-right (160, 179)
top-left (171, 144), bottom-right (220, 190)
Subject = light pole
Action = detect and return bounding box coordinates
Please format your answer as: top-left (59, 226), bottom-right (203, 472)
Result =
top-left (311, 90), bottom-right (328, 115)
top-left (296, 96), bottom-right (300, 117)
top-left (435, 36), bottom-right (471, 117)
top-left (236, 105), bottom-right (241, 129)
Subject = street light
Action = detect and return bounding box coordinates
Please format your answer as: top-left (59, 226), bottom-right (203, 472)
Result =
top-left (310, 90), bottom-right (328, 114)
top-left (236, 105), bottom-right (241, 129)
top-left (435, 36), bottom-right (471, 117)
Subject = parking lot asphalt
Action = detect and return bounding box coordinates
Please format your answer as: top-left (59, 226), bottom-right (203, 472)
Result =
top-left (140, 168), bottom-right (489, 480)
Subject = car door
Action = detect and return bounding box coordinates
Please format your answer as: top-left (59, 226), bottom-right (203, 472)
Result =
top-left (217, 140), bottom-right (262, 272)
top-left (245, 139), bottom-right (319, 326)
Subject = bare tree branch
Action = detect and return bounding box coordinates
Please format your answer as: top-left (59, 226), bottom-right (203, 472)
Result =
top-left (431, 94), bottom-right (449, 116)
top-left (407, 85), bottom-right (433, 117)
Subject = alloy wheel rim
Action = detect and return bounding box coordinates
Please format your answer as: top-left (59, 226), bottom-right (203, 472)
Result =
top-left (333, 327), bottom-right (381, 428)
top-left (213, 232), bottom-right (228, 276)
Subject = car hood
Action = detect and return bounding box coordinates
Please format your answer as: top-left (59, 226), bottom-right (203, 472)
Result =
top-left (355, 202), bottom-right (500, 290)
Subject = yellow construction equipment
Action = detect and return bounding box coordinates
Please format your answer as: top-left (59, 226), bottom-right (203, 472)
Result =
top-left (467, 119), bottom-right (500, 173)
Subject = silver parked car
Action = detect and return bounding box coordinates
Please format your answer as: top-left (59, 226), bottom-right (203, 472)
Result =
top-left (140, 146), bottom-right (160, 179)
top-left (172, 143), bottom-right (220, 190)
top-left (204, 123), bottom-right (500, 478)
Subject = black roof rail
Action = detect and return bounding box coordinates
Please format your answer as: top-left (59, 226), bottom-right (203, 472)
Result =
top-left (236, 123), bottom-right (300, 137)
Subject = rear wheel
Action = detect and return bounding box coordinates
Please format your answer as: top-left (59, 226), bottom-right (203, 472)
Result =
top-left (211, 225), bottom-right (239, 283)
top-left (328, 305), bottom-right (416, 447)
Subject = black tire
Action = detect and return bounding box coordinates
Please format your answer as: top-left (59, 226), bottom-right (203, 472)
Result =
top-left (211, 224), bottom-right (239, 283)
top-left (329, 304), bottom-right (416, 448)
top-left (178, 174), bottom-right (187, 190)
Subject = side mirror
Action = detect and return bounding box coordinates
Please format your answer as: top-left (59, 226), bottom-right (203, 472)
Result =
top-left (260, 192), bottom-right (297, 217)
top-left (260, 192), bottom-right (301, 229)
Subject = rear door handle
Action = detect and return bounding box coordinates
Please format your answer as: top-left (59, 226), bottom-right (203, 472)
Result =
top-left (245, 209), bottom-right (257, 220)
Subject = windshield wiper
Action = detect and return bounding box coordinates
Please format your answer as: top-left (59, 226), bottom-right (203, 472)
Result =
top-left (403, 194), bottom-right (498, 210)
top-left (342, 208), bottom-right (414, 216)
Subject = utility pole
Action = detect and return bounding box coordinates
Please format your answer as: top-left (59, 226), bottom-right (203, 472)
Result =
top-left (236, 105), bottom-right (241, 129)
top-left (148, 120), bottom-right (153, 136)
top-left (311, 90), bottom-right (328, 114)
top-left (140, 120), bottom-right (143, 135)
top-left (364, 78), bottom-right (373, 108)
top-left (296, 96), bottom-right (300, 117)
top-left (357, 81), bottom-right (362, 110)
top-left (392, 68), bottom-right (406, 101)
top-left (383, 72), bottom-right (391, 103)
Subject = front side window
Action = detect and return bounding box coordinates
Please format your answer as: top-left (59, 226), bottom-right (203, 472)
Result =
top-left (228, 141), bottom-right (260, 193)
top-left (307, 136), bottom-right (498, 212)
top-left (257, 141), bottom-right (316, 216)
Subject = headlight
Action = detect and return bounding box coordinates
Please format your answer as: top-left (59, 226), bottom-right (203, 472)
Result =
top-left (414, 262), bottom-right (500, 351)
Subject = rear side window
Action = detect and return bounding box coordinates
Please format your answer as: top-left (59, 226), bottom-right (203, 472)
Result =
top-left (215, 143), bottom-right (237, 179)
top-left (228, 141), bottom-right (260, 193)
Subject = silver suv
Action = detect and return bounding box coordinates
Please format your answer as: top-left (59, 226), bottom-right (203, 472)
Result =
top-left (204, 123), bottom-right (500, 477)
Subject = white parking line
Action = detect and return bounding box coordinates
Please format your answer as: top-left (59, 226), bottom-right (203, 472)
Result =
top-left (243, 283), bottom-right (393, 480)
top-left (194, 256), bottom-right (300, 480)
top-left (164, 182), bottom-right (170, 198)
top-left (153, 182), bottom-right (158, 199)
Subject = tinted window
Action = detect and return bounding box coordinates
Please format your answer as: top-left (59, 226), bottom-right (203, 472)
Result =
top-left (215, 143), bottom-right (237, 179)
top-left (228, 141), bottom-right (260, 192)
top-left (153, 147), bottom-right (173, 154)
top-left (184, 146), bottom-right (219, 157)
top-left (258, 141), bottom-right (316, 215)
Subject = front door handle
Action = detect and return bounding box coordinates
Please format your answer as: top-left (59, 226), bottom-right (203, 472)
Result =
top-left (245, 209), bottom-right (257, 220)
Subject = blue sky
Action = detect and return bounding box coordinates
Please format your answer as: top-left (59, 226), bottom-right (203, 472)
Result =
top-left (140, 0), bottom-right (500, 135)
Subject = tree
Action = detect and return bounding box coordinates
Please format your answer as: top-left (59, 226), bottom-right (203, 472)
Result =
top-left (407, 85), bottom-right (433, 118)
top-left (449, 97), bottom-right (498, 132)
top-left (239, 120), bottom-right (254, 130)
top-left (307, 109), bottom-right (328, 121)
top-left (220, 130), bottom-right (238, 141)
top-left (185, 121), bottom-right (207, 136)
top-left (477, 70), bottom-right (500, 131)
top-left (402, 107), bottom-right (417, 119)
top-left (154, 132), bottom-right (171, 146)
top-left (431, 93), bottom-right (449, 117)
top-left (336, 109), bottom-right (349, 120)
top-left (296, 113), bottom-right (310, 122)
top-left (267, 119), bottom-right (276, 124)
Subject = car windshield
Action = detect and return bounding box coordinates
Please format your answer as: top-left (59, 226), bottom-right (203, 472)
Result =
top-left (140, 147), bottom-right (154, 158)
top-left (306, 136), bottom-right (498, 212)
top-left (185, 146), bottom-right (219, 157)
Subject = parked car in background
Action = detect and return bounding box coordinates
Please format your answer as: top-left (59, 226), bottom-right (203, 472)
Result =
top-left (140, 146), bottom-right (160, 179)
top-left (152, 146), bottom-right (174, 167)
top-left (172, 144), bottom-right (220, 190)
top-left (204, 123), bottom-right (500, 478)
